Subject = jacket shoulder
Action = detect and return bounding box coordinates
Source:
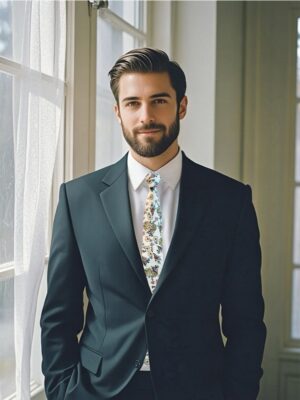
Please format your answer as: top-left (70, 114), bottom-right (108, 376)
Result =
top-left (183, 154), bottom-right (248, 192)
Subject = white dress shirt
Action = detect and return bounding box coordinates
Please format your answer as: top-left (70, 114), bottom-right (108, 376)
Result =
top-left (127, 149), bottom-right (182, 269)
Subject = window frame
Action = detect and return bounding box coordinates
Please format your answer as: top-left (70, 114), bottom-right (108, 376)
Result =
top-left (98, 4), bottom-right (147, 42)
top-left (284, 10), bottom-right (300, 350)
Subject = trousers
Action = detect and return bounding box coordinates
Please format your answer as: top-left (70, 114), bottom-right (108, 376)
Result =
top-left (111, 371), bottom-right (156, 400)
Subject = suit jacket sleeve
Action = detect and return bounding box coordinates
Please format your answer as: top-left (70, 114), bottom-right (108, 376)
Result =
top-left (221, 184), bottom-right (267, 400)
top-left (40, 183), bottom-right (86, 399)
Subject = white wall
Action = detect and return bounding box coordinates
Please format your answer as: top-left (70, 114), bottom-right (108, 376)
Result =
top-left (174, 1), bottom-right (216, 168)
top-left (150, 1), bottom-right (217, 169)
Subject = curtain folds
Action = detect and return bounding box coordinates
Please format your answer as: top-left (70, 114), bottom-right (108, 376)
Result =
top-left (13, 1), bottom-right (66, 399)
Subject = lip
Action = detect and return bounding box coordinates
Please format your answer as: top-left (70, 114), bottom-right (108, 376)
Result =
top-left (138, 129), bottom-right (161, 134)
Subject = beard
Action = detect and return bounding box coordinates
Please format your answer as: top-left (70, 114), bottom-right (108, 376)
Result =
top-left (121, 112), bottom-right (180, 158)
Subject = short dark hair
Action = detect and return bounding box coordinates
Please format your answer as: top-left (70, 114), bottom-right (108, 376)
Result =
top-left (108, 48), bottom-right (186, 105)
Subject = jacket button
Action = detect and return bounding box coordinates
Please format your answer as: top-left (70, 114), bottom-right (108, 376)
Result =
top-left (135, 360), bottom-right (141, 369)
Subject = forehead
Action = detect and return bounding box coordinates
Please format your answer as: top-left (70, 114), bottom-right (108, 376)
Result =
top-left (118, 72), bottom-right (176, 100)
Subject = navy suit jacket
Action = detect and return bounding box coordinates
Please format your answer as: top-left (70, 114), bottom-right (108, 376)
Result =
top-left (40, 152), bottom-right (266, 400)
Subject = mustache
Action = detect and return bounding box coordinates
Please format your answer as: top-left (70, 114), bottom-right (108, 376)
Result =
top-left (133, 123), bottom-right (166, 133)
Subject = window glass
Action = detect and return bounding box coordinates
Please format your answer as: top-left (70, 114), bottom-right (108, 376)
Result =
top-left (0, 1), bottom-right (63, 77)
top-left (293, 187), bottom-right (300, 266)
top-left (292, 268), bottom-right (300, 339)
top-left (0, 71), bottom-right (14, 265)
top-left (109, 0), bottom-right (145, 31)
top-left (297, 18), bottom-right (300, 98)
top-left (291, 18), bottom-right (300, 340)
top-left (0, 1), bottom-right (12, 59)
top-left (0, 1), bottom-right (25, 64)
top-left (295, 104), bottom-right (300, 183)
top-left (0, 277), bottom-right (15, 398)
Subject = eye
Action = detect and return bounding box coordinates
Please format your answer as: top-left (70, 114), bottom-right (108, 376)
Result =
top-left (153, 98), bottom-right (167, 104)
top-left (125, 101), bottom-right (139, 108)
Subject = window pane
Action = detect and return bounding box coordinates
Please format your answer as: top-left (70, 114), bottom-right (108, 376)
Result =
top-left (95, 17), bottom-right (144, 169)
top-left (109, 0), bottom-right (145, 31)
top-left (0, 277), bottom-right (15, 398)
top-left (0, 2), bottom-right (65, 78)
top-left (297, 18), bottom-right (300, 97)
top-left (0, 1), bottom-right (25, 63)
top-left (296, 104), bottom-right (300, 183)
top-left (0, 1), bottom-right (12, 59)
top-left (0, 71), bottom-right (14, 265)
top-left (293, 187), bottom-right (300, 265)
top-left (292, 268), bottom-right (300, 339)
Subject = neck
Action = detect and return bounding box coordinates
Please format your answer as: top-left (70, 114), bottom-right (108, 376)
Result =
top-left (130, 141), bottom-right (179, 171)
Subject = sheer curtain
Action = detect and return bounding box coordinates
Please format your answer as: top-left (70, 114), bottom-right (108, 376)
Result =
top-left (12, 2), bottom-right (66, 399)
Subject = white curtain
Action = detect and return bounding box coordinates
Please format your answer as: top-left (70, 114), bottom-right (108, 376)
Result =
top-left (13, 1), bottom-right (66, 399)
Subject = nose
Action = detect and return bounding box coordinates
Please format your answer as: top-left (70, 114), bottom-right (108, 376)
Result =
top-left (139, 103), bottom-right (155, 125)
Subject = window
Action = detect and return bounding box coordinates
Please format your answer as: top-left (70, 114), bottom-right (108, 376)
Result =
top-left (291, 18), bottom-right (300, 340)
top-left (0, 3), bottom-right (17, 397)
top-left (95, 0), bottom-right (148, 169)
top-left (0, 1), bottom-right (66, 398)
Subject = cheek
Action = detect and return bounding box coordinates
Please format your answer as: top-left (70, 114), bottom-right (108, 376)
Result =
top-left (123, 118), bottom-right (142, 135)
top-left (120, 109), bottom-right (138, 124)
top-left (119, 112), bottom-right (136, 127)
top-left (157, 105), bottom-right (177, 119)
top-left (160, 113), bottom-right (177, 127)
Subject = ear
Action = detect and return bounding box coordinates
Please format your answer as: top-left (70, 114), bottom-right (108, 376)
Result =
top-left (178, 96), bottom-right (188, 120)
top-left (114, 104), bottom-right (122, 124)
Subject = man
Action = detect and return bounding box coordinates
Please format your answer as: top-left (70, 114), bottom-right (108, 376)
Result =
top-left (41, 48), bottom-right (266, 400)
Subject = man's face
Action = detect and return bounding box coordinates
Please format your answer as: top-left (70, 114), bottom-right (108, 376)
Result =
top-left (115, 72), bottom-right (187, 157)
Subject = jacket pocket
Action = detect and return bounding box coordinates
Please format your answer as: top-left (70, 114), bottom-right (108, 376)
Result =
top-left (79, 344), bottom-right (103, 375)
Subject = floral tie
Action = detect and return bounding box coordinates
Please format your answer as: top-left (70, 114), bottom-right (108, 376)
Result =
top-left (141, 172), bottom-right (163, 370)
top-left (141, 172), bottom-right (163, 293)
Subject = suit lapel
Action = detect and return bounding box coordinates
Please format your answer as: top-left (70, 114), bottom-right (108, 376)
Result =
top-left (149, 153), bottom-right (211, 302)
top-left (99, 155), bottom-right (151, 295)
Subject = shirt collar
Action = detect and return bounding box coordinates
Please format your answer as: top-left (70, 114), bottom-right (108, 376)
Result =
top-left (127, 149), bottom-right (182, 191)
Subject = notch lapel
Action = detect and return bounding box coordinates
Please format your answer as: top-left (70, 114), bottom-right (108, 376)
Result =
top-left (99, 155), bottom-right (151, 295)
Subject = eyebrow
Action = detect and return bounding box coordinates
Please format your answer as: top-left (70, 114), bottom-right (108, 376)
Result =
top-left (121, 92), bottom-right (172, 103)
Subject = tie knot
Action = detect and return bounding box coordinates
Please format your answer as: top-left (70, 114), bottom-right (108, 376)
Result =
top-left (145, 172), bottom-right (161, 189)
